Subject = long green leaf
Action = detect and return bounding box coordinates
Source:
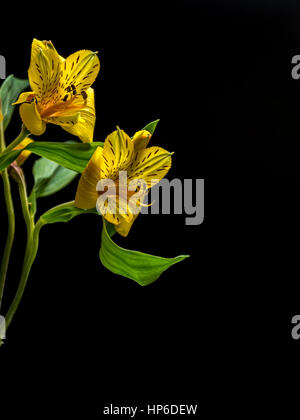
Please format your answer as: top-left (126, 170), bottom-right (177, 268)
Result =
top-left (39, 204), bottom-right (188, 285)
top-left (0, 75), bottom-right (29, 131)
top-left (100, 219), bottom-right (189, 286)
top-left (0, 121), bottom-right (159, 172)
top-left (28, 141), bottom-right (104, 173)
top-left (40, 202), bottom-right (98, 224)
top-left (0, 141), bottom-right (104, 172)
top-left (0, 148), bottom-right (20, 170)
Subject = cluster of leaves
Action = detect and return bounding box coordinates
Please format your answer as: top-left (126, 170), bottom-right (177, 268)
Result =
top-left (0, 77), bottom-right (188, 286)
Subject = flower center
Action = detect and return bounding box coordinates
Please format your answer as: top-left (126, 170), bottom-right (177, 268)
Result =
top-left (39, 97), bottom-right (84, 119)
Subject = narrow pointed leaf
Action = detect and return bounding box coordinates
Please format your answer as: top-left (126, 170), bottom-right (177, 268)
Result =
top-left (0, 148), bottom-right (21, 170)
top-left (100, 219), bottom-right (189, 286)
top-left (40, 202), bottom-right (98, 224)
top-left (142, 119), bottom-right (160, 135)
top-left (0, 122), bottom-right (156, 172)
top-left (0, 141), bottom-right (104, 172)
top-left (27, 141), bottom-right (104, 173)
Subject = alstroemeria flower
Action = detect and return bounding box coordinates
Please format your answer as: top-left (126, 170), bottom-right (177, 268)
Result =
top-left (14, 39), bottom-right (100, 142)
top-left (13, 138), bottom-right (33, 166)
top-left (75, 128), bottom-right (172, 236)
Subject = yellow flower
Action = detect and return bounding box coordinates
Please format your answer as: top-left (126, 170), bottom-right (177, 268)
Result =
top-left (14, 39), bottom-right (100, 142)
top-left (75, 128), bottom-right (172, 236)
top-left (13, 138), bottom-right (33, 166)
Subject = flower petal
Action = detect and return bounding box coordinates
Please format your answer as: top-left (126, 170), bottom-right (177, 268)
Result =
top-left (14, 138), bottom-right (33, 166)
top-left (100, 196), bottom-right (135, 230)
top-left (102, 128), bottom-right (134, 178)
top-left (19, 101), bottom-right (46, 135)
top-left (98, 189), bottom-right (141, 236)
top-left (59, 88), bottom-right (96, 142)
top-left (43, 111), bottom-right (80, 128)
top-left (59, 50), bottom-right (100, 100)
top-left (13, 91), bottom-right (35, 105)
top-left (28, 39), bottom-right (62, 103)
top-left (128, 147), bottom-right (172, 188)
top-left (75, 146), bottom-right (102, 209)
top-left (115, 211), bottom-right (139, 237)
top-left (132, 130), bottom-right (152, 151)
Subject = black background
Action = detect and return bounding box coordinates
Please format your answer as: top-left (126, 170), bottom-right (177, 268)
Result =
top-left (1, 0), bottom-right (299, 417)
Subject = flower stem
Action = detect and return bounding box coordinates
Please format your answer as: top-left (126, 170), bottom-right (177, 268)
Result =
top-left (0, 172), bottom-right (15, 309)
top-left (17, 170), bottom-right (34, 234)
top-left (0, 111), bottom-right (15, 310)
top-left (5, 219), bottom-right (44, 328)
top-left (4, 200), bottom-right (75, 329)
top-left (4, 171), bottom-right (38, 328)
top-left (5, 125), bottom-right (31, 152)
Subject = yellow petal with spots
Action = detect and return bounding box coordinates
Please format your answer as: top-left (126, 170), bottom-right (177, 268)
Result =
top-left (100, 196), bottom-right (134, 229)
top-left (132, 130), bottom-right (152, 151)
top-left (28, 39), bottom-right (62, 103)
top-left (19, 101), bottom-right (46, 135)
top-left (43, 111), bottom-right (80, 127)
top-left (102, 128), bottom-right (134, 178)
top-left (13, 91), bottom-right (35, 105)
top-left (98, 186), bottom-right (141, 235)
top-left (128, 147), bottom-right (172, 188)
top-left (58, 50), bottom-right (100, 101)
top-left (0, 111), bottom-right (3, 123)
top-left (115, 211), bottom-right (140, 237)
top-left (14, 138), bottom-right (33, 166)
top-left (75, 146), bottom-right (102, 209)
top-left (59, 88), bottom-right (96, 143)
top-left (98, 198), bottom-right (119, 225)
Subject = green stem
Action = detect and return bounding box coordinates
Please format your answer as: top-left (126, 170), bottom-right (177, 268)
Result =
top-left (0, 111), bottom-right (15, 310)
top-left (18, 172), bottom-right (34, 233)
top-left (4, 200), bottom-right (75, 329)
top-left (5, 125), bottom-right (31, 152)
top-left (0, 172), bottom-right (15, 309)
top-left (17, 172), bottom-right (35, 261)
top-left (4, 173), bottom-right (37, 328)
top-left (5, 219), bottom-right (44, 328)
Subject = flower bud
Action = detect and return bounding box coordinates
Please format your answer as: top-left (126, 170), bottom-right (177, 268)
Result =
top-left (132, 130), bottom-right (152, 151)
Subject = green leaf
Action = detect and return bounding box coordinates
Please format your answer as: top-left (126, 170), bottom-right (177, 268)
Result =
top-left (0, 75), bottom-right (29, 131)
top-left (106, 221), bottom-right (116, 238)
top-left (32, 157), bottom-right (78, 198)
top-left (0, 122), bottom-right (157, 172)
top-left (0, 148), bottom-right (21, 170)
top-left (40, 202), bottom-right (98, 224)
top-left (142, 119), bottom-right (160, 135)
top-left (27, 141), bottom-right (104, 173)
top-left (0, 141), bottom-right (104, 172)
top-left (100, 219), bottom-right (189, 286)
